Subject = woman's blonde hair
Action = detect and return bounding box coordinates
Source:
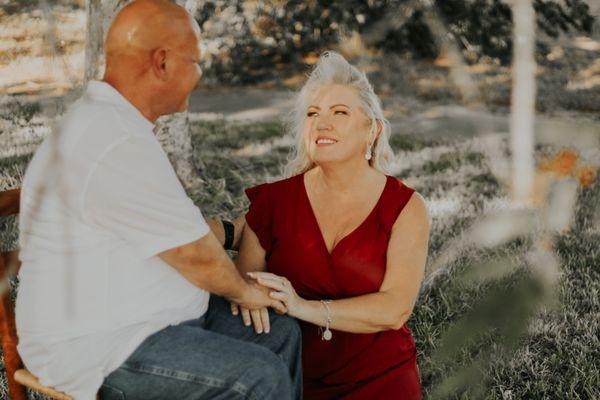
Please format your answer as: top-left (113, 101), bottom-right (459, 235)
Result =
top-left (284, 51), bottom-right (394, 177)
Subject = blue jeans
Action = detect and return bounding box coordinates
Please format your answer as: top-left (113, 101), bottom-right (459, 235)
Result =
top-left (99, 295), bottom-right (302, 400)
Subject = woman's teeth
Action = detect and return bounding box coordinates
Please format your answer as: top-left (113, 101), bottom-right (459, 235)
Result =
top-left (316, 138), bottom-right (337, 144)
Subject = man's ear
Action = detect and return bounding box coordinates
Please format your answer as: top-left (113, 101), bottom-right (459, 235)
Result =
top-left (151, 48), bottom-right (169, 81)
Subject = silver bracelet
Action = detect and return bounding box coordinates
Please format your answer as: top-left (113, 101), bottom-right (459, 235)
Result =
top-left (319, 300), bottom-right (333, 341)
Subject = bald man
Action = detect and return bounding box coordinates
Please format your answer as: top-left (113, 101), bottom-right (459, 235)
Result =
top-left (15, 1), bottom-right (301, 399)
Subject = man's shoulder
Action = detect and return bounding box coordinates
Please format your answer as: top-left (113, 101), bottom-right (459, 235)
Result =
top-left (68, 97), bottom-right (148, 136)
top-left (61, 97), bottom-right (156, 157)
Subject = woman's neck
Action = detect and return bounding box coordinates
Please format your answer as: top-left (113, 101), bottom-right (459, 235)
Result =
top-left (312, 159), bottom-right (380, 194)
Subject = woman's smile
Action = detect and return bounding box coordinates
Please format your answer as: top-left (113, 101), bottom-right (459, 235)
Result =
top-left (315, 136), bottom-right (338, 146)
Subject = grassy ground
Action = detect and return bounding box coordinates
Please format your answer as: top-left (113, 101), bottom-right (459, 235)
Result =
top-left (2, 116), bottom-right (598, 399)
top-left (192, 121), bottom-right (600, 399)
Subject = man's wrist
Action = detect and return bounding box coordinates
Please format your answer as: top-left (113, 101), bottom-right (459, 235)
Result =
top-left (221, 220), bottom-right (234, 250)
top-left (231, 278), bottom-right (256, 306)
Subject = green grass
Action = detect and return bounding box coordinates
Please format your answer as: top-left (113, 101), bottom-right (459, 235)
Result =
top-left (1, 118), bottom-right (599, 399)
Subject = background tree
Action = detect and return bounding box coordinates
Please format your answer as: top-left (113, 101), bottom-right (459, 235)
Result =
top-left (196, 0), bottom-right (595, 84)
top-left (85, 0), bottom-right (202, 191)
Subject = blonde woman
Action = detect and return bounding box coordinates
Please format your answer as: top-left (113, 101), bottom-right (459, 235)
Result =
top-left (235, 52), bottom-right (430, 399)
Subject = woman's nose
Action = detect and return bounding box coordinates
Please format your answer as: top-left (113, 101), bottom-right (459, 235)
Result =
top-left (316, 116), bottom-right (333, 131)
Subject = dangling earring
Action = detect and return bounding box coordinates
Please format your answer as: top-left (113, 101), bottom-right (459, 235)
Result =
top-left (365, 144), bottom-right (372, 161)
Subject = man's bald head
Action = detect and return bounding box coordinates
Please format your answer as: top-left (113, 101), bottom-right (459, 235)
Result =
top-left (105, 0), bottom-right (200, 64)
top-left (102, 0), bottom-right (203, 122)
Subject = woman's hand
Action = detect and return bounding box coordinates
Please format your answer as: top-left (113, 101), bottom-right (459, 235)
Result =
top-left (247, 272), bottom-right (307, 318)
top-left (230, 301), bottom-right (272, 334)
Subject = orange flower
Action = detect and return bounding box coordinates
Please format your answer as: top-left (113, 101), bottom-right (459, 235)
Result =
top-left (537, 148), bottom-right (579, 177)
top-left (576, 165), bottom-right (597, 187)
top-left (555, 148), bottom-right (579, 176)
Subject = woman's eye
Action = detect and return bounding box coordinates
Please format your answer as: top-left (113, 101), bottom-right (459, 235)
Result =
top-left (307, 111), bottom-right (318, 117)
top-left (334, 110), bottom-right (348, 115)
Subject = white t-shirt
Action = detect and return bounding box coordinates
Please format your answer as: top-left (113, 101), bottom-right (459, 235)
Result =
top-left (16, 80), bottom-right (210, 399)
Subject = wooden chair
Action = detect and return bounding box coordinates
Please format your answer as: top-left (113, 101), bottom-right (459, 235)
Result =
top-left (0, 188), bottom-right (73, 400)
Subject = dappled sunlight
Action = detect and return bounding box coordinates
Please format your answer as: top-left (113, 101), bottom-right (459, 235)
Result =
top-left (0, 7), bottom-right (84, 94)
top-left (567, 58), bottom-right (600, 91)
top-left (424, 197), bottom-right (461, 219)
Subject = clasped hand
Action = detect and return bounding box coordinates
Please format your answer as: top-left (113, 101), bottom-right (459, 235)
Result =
top-left (230, 272), bottom-right (304, 334)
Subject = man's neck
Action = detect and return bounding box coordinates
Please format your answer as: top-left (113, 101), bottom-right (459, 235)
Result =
top-left (101, 77), bottom-right (159, 123)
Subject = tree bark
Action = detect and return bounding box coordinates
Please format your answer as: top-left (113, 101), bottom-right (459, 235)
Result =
top-left (85, 0), bottom-right (201, 190)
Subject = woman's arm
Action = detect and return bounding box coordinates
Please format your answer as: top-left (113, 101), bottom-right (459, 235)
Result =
top-left (253, 192), bottom-right (430, 334)
top-left (235, 217), bottom-right (268, 274)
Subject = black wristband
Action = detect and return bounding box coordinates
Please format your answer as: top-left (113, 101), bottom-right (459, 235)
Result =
top-left (222, 220), bottom-right (234, 250)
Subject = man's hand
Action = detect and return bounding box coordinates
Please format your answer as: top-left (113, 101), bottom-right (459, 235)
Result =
top-left (235, 279), bottom-right (287, 313)
top-left (247, 272), bottom-right (306, 319)
top-left (230, 302), bottom-right (271, 334)
top-left (230, 280), bottom-right (287, 334)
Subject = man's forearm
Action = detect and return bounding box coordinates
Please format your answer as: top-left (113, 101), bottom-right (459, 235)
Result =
top-left (160, 232), bottom-right (281, 311)
top-left (159, 233), bottom-right (249, 302)
top-left (191, 252), bottom-right (250, 304)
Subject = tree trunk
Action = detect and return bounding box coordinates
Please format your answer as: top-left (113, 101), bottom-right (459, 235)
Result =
top-left (85, 0), bottom-right (201, 190)
top-left (509, 0), bottom-right (536, 205)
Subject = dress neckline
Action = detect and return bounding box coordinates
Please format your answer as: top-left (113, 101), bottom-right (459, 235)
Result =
top-left (300, 172), bottom-right (392, 256)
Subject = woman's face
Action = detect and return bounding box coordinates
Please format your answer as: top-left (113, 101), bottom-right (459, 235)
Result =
top-left (303, 84), bottom-right (372, 166)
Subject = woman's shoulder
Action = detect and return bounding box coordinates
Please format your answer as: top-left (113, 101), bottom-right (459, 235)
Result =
top-left (386, 176), bottom-right (428, 226)
top-left (378, 175), bottom-right (427, 229)
top-left (385, 175), bottom-right (417, 201)
top-left (245, 174), bottom-right (303, 202)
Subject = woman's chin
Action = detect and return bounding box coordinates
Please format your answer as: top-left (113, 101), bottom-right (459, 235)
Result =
top-left (312, 156), bottom-right (362, 168)
top-left (311, 155), bottom-right (339, 165)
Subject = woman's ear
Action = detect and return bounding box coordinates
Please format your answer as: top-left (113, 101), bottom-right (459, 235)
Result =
top-left (151, 48), bottom-right (169, 81)
top-left (369, 119), bottom-right (383, 145)
top-left (375, 119), bottom-right (383, 140)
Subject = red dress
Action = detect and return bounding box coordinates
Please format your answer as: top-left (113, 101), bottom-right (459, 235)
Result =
top-left (245, 172), bottom-right (422, 399)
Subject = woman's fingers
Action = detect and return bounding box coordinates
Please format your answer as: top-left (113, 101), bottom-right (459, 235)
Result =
top-left (250, 309), bottom-right (263, 334)
top-left (241, 307), bottom-right (251, 327)
top-left (269, 290), bottom-right (287, 302)
top-left (260, 308), bottom-right (270, 334)
top-left (254, 276), bottom-right (287, 292)
top-left (247, 272), bottom-right (293, 297)
top-left (248, 271), bottom-right (281, 280)
top-left (270, 299), bottom-right (288, 314)
top-left (269, 292), bottom-right (290, 314)
top-left (230, 301), bottom-right (239, 316)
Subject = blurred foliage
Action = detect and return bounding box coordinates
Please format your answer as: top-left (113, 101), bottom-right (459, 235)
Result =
top-left (196, 0), bottom-right (596, 84)
top-left (0, 0), bottom-right (83, 13)
top-left (0, 100), bottom-right (40, 126)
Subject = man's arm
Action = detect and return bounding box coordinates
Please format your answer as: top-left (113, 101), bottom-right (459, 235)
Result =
top-left (206, 216), bottom-right (245, 251)
top-left (158, 230), bottom-right (283, 311)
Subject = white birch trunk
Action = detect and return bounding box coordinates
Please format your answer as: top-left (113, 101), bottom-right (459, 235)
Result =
top-left (510, 0), bottom-right (536, 205)
top-left (85, 0), bottom-right (201, 190)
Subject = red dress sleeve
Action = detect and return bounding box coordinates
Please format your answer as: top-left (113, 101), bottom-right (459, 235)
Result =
top-left (244, 183), bottom-right (273, 254)
top-left (377, 178), bottom-right (416, 235)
